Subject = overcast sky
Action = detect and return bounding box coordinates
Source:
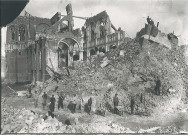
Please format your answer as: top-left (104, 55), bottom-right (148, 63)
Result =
top-left (22, 0), bottom-right (188, 43)
top-left (1, 0), bottom-right (188, 56)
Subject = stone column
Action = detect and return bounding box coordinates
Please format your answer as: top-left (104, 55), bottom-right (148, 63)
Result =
top-left (87, 50), bottom-right (90, 57)
top-left (27, 25), bottom-right (30, 40)
top-left (105, 44), bottom-right (109, 52)
top-left (36, 39), bottom-right (40, 81)
top-left (31, 44), bottom-right (36, 85)
top-left (41, 38), bottom-right (46, 83)
top-left (116, 31), bottom-right (120, 46)
top-left (34, 25), bottom-right (36, 40)
top-left (73, 50), bottom-right (76, 56)
top-left (79, 50), bottom-right (84, 61)
top-left (105, 35), bottom-right (108, 52)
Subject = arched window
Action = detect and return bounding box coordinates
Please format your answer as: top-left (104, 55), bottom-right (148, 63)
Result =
top-left (90, 22), bottom-right (95, 40)
top-left (99, 17), bottom-right (105, 26)
top-left (10, 26), bottom-right (16, 40)
top-left (73, 55), bottom-right (79, 61)
top-left (19, 25), bottom-right (25, 41)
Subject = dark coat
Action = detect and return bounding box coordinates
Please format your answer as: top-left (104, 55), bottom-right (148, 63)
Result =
top-left (50, 97), bottom-right (56, 104)
top-left (42, 93), bottom-right (47, 100)
top-left (156, 80), bottom-right (161, 87)
top-left (88, 98), bottom-right (92, 106)
top-left (113, 96), bottom-right (119, 107)
top-left (58, 96), bottom-right (65, 103)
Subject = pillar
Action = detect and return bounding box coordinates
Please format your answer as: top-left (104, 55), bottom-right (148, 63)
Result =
top-left (95, 38), bottom-right (97, 46)
top-left (79, 50), bottom-right (83, 61)
top-left (41, 38), bottom-right (46, 83)
top-left (15, 49), bottom-right (18, 83)
top-left (116, 31), bottom-right (120, 46)
top-left (36, 39), bottom-right (40, 82)
top-left (27, 25), bottom-right (30, 40)
top-left (34, 25), bottom-right (36, 40)
top-left (27, 46), bottom-right (31, 81)
top-left (87, 50), bottom-right (90, 57)
top-left (105, 44), bottom-right (109, 52)
top-left (105, 35), bottom-right (108, 52)
top-left (31, 44), bottom-right (35, 84)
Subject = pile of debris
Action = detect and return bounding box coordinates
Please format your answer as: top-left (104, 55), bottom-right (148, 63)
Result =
top-left (35, 36), bottom-right (188, 118)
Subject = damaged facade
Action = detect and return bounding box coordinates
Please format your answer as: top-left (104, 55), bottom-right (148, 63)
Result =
top-left (82, 11), bottom-right (125, 59)
top-left (5, 15), bottom-right (51, 83)
top-left (4, 4), bottom-right (126, 83)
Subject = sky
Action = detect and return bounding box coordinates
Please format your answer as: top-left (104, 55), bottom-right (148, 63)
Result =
top-left (1, 0), bottom-right (188, 57)
top-left (21, 0), bottom-right (188, 43)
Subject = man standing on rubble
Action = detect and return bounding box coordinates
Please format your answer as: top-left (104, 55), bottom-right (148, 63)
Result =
top-left (113, 93), bottom-right (119, 114)
top-left (42, 92), bottom-right (48, 109)
top-left (88, 97), bottom-right (92, 114)
top-left (72, 94), bottom-right (77, 113)
top-left (50, 95), bottom-right (56, 112)
top-left (58, 93), bottom-right (65, 110)
top-left (147, 16), bottom-right (151, 24)
top-left (155, 77), bottom-right (161, 95)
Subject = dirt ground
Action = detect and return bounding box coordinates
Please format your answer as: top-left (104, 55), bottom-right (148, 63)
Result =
top-left (2, 83), bottom-right (188, 133)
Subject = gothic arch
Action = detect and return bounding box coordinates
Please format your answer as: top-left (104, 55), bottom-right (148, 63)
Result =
top-left (58, 37), bottom-right (80, 48)
top-left (18, 24), bottom-right (26, 41)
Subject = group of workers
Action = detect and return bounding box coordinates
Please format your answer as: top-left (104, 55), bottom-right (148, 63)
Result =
top-left (113, 93), bottom-right (135, 115)
top-left (29, 76), bottom-right (161, 117)
top-left (113, 77), bottom-right (161, 115)
top-left (40, 91), bottom-right (93, 117)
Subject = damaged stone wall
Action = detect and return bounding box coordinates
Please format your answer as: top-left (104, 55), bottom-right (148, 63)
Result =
top-left (5, 16), bottom-right (51, 83)
top-left (45, 40), bottom-right (59, 71)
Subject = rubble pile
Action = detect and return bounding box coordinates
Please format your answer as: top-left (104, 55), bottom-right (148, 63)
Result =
top-left (36, 37), bottom-right (187, 117)
top-left (155, 125), bottom-right (180, 134)
top-left (2, 36), bottom-right (187, 133)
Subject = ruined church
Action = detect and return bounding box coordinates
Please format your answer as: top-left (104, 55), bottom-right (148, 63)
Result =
top-left (4, 4), bottom-right (125, 83)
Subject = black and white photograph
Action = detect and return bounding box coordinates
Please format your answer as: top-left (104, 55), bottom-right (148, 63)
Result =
top-left (1, 0), bottom-right (188, 133)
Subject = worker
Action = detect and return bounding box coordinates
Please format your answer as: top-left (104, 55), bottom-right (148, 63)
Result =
top-left (150, 19), bottom-right (154, 25)
top-left (140, 93), bottom-right (143, 103)
top-left (28, 85), bottom-right (32, 94)
top-left (72, 94), bottom-right (77, 113)
top-left (42, 92), bottom-right (48, 109)
top-left (155, 77), bottom-right (161, 95)
top-left (130, 96), bottom-right (135, 115)
top-left (26, 86), bottom-right (32, 98)
top-left (49, 95), bottom-right (56, 112)
top-left (113, 93), bottom-right (119, 114)
top-left (34, 91), bottom-right (38, 108)
top-left (88, 97), bottom-right (92, 114)
top-left (58, 93), bottom-right (65, 110)
top-left (147, 16), bottom-right (151, 24)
